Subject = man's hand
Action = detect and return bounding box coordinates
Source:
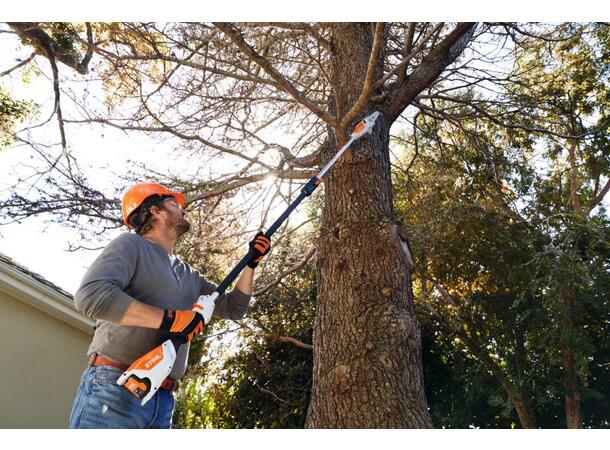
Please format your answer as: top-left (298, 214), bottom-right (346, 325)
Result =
top-left (247, 231), bottom-right (271, 269)
top-left (159, 307), bottom-right (205, 343)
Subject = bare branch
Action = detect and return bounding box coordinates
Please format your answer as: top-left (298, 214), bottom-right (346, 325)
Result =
top-left (234, 22), bottom-right (331, 50)
top-left (339, 22), bottom-right (386, 129)
top-left (188, 169), bottom-right (317, 202)
top-left (213, 22), bottom-right (336, 126)
top-left (272, 140), bottom-right (326, 168)
top-left (1, 52), bottom-right (37, 77)
top-left (80, 22), bottom-right (94, 70)
top-left (252, 379), bottom-right (295, 404)
top-left (385, 22), bottom-right (477, 123)
top-left (238, 321), bottom-right (313, 351)
top-left (376, 22), bottom-right (444, 90)
top-left (254, 245), bottom-right (316, 296)
top-left (267, 333), bottom-right (313, 351)
top-left (420, 272), bottom-right (460, 308)
top-left (62, 117), bottom-right (275, 170)
top-left (397, 22), bottom-right (416, 85)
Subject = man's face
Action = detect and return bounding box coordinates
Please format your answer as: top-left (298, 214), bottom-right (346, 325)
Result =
top-left (158, 198), bottom-right (190, 237)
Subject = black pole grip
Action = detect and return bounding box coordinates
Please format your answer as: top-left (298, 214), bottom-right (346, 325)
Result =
top-left (213, 176), bottom-right (322, 296)
top-left (215, 248), bottom-right (257, 294)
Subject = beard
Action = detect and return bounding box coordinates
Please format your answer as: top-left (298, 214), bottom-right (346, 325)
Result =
top-left (176, 217), bottom-right (191, 237)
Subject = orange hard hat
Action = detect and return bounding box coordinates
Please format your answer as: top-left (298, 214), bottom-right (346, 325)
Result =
top-left (121, 183), bottom-right (186, 226)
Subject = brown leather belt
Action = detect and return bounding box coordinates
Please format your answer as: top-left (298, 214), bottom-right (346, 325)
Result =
top-left (88, 354), bottom-right (180, 392)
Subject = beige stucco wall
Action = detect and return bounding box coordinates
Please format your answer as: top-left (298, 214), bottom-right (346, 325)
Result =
top-left (0, 290), bottom-right (92, 428)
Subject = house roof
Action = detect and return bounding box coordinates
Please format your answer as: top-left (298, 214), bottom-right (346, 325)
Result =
top-left (0, 252), bottom-right (94, 334)
top-left (0, 252), bottom-right (74, 299)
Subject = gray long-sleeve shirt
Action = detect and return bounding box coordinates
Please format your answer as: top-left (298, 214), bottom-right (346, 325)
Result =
top-left (74, 232), bottom-right (251, 379)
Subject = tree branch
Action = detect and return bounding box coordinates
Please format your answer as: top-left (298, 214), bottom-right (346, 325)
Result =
top-left (0, 52), bottom-right (37, 77)
top-left (272, 141), bottom-right (325, 168)
top-left (267, 333), bottom-right (313, 350)
top-left (213, 22), bottom-right (336, 126)
top-left (233, 22), bottom-right (331, 51)
top-left (583, 178), bottom-right (610, 218)
top-left (254, 245), bottom-right (316, 296)
top-left (62, 117), bottom-right (275, 170)
top-left (397, 22), bottom-right (416, 85)
top-left (567, 136), bottom-right (583, 216)
top-left (339, 22), bottom-right (386, 130)
top-left (188, 169), bottom-right (317, 202)
top-left (376, 22), bottom-right (444, 90)
top-left (239, 321), bottom-right (313, 351)
top-left (385, 22), bottom-right (477, 123)
top-left (252, 379), bottom-right (295, 405)
top-left (417, 93), bottom-right (608, 140)
top-left (7, 22), bottom-right (93, 75)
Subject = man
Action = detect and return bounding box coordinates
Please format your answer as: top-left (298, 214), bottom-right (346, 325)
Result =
top-left (68, 183), bottom-right (270, 428)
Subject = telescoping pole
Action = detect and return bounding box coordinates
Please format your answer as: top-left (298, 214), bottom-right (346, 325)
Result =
top-left (216, 111), bottom-right (379, 293)
top-left (118, 111), bottom-right (380, 405)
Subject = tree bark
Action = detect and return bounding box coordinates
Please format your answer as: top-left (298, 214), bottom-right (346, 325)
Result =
top-left (458, 325), bottom-right (540, 428)
top-left (557, 285), bottom-right (583, 428)
top-left (513, 328), bottom-right (540, 428)
top-left (305, 23), bottom-right (432, 428)
top-left (482, 352), bottom-right (540, 428)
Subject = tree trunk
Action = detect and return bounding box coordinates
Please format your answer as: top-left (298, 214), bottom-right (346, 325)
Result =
top-left (511, 395), bottom-right (539, 429)
top-left (562, 343), bottom-right (583, 429)
top-left (305, 23), bottom-right (432, 428)
top-left (500, 380), bottom-right (539, 429)
top-left (514, 338), bottom-right (540, 428)
top-left (558, 285), bottom-right (583, 428)
top-left (461, 331), bottom-right (540, 428)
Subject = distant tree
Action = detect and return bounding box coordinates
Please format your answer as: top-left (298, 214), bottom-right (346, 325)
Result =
top-left (393, 23), bottom-right (610, 428)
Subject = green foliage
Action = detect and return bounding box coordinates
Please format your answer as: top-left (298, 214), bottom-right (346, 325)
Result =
top-left (173, 231), bottom-right (316, 428)
top-left (420, 308), bottom-right (522, 428)
top-left (395, 140), bottom-right (610, 427)
top-left (191, 334), bottom-right (313, 429)
top-left (391, 23), bottom-right (610, 428)
top-left (47, 23), bottom-right (80, 60)
top-left (0, 84), bottom-right (33, 147)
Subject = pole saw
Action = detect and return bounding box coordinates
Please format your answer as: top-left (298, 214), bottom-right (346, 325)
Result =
top-left (117, 111), bottom-right (380, 405)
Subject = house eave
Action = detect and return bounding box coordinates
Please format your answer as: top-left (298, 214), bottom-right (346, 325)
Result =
top-left (0, 261), bottom-right (94, 335)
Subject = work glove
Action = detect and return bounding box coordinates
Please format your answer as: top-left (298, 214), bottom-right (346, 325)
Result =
top-left (247, 231), bottom-right (271, 269)
top-left (159, 306), bottom-right (205, 343)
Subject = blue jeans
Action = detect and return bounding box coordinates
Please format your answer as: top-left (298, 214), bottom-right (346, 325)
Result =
top-left (68, 365), bottom-right (175, 428)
